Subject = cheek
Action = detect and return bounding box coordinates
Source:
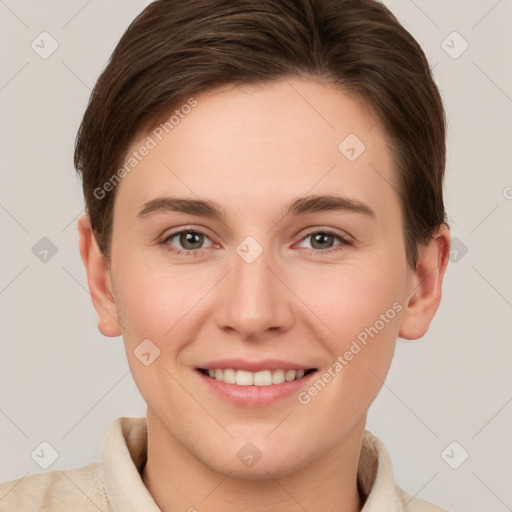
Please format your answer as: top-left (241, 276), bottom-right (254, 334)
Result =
top-left (296, 260), bottom-right (404, 347)
top-left (292, 260), bottom-right (403, 409)
top-left (113, 256), bottom-right (193, 335)
top-left (295, 284), bottom-right (400, 442)
top-left (112, 265), bottom-right (192, 407)
top-left (112, 260), bottom-right (218, 372)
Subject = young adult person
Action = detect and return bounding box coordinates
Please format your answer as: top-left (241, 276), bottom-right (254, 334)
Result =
top-left (0, 1), bottom-right (451, 510)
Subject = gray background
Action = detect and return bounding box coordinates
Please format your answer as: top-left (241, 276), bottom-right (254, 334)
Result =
top-left (1, 1), bottom-right (511, 510)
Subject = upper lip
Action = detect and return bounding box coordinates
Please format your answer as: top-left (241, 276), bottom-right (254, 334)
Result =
top-left (197, 358), bottom-right (316, 372)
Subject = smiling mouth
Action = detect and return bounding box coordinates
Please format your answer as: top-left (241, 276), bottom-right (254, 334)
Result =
top-left (198, 368), bottom-right (317, 386)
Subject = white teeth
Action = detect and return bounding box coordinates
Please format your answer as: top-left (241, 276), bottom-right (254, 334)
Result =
top-left (204, 368), bottom-right (310, 386)
top-left (235, 370), bottom-right (253, 386)
top-left (271, 369), bottom-right (285, 384)
top-left (223, 368), bottom-right (236, 384)
top-left (285, 370), bottom-right (296, 381)
top-left (253, 370), bottom-right (272, 386)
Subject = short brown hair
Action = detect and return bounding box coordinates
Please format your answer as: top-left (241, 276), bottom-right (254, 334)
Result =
top-left (74, 0), bottom-right (447, 269)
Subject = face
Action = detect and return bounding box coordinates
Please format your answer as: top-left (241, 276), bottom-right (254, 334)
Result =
top-left (103, 78), bottom-right (414, 477)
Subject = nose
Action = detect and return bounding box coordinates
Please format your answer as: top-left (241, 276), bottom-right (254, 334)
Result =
top-left (214, 242), bottom-right (295, 341)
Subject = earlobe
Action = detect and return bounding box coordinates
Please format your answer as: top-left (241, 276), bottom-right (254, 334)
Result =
top-left (77, 214), bottom-right (122, 337)
top-left (398, 224), bottom-right (451, 340)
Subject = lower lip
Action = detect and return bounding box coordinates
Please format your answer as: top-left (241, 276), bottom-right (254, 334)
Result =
top-left (196, 370), bottom-right (317, 407)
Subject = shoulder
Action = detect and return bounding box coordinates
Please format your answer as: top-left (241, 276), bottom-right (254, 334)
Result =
top-left (0, 462), bottom-right (107, 512)
top-left (359, 430), bottom-right (452, 512)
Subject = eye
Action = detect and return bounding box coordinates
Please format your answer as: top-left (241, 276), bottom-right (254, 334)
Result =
top-left (162, 229), bottom-right (215, 256)
top-left (296, 229), bottom-right (353, 254)
top-left (161, 227), bottom-right (353, 257)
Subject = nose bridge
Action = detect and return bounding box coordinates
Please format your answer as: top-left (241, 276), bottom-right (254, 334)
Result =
top-left (215, 236), bottom-right (294, 337)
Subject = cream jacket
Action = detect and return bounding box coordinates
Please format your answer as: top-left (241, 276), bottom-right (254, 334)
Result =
top-left (0, 417), bottom-right (449, 511)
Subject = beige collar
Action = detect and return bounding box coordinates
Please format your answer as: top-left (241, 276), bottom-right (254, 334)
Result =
top-left (99, 417), bottom-right (419, 511)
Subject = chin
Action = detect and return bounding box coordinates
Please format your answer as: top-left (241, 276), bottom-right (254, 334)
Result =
top-left (209, 456), bottom-right (305, 480)
top-left (198, 440), bottom-right (312, 480)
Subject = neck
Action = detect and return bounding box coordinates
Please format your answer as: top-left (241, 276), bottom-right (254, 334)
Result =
top-left (142, 411), bottom-right (365, 512)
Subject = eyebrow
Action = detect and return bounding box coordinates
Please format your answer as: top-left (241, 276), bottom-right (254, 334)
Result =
top-left (137, 194), bottom-right (376, 221)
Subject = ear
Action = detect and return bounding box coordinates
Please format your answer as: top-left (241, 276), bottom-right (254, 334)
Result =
top-left (77, 213), bottom-right (122, 337)
top-left (399, 223), bottom-right (451, 340)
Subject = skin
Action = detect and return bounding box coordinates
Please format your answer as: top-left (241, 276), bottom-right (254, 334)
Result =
top-left (78, 77), bottom-right (450, 512)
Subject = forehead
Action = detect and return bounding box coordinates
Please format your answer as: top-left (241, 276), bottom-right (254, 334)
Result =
top-left (114, 78), bottom-right (399, 225)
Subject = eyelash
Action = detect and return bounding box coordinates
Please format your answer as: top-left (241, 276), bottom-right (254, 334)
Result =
top-left (160, 227), bottom-right (353, 257)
